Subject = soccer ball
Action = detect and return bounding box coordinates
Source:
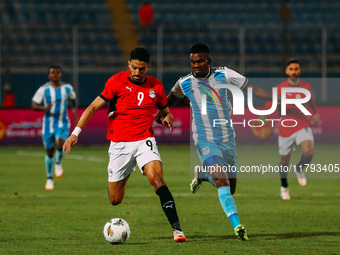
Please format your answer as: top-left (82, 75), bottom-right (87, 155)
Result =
top-left (103, 218), bottom-right (130, 244)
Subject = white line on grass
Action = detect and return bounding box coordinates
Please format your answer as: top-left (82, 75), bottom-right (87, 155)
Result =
top-left (16, 150), bottom-right (104, 162)
top-left (1, 192), bottom-right (340, 199)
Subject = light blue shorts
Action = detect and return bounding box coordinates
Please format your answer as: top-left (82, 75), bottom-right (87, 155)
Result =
top-left (196, 141), bottom-right (237, 169)
top-left (43, 128), bottom-right (69, 149)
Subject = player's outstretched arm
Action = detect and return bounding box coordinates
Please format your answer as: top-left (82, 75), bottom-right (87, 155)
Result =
top-left (154, 91), bottom-right (188, 124)
top-left (32, 102), bottom-right (53, 111)
top-left (70, 99), bottom-right (79, 123)
top-left (312, 112), bottom-right (320, 124)
top-left (63, 96), bottom-right (106, 154)
top-left (247, 83), bottom-right (274, 100)
top-left (63, 135), bottom-right (78, 154)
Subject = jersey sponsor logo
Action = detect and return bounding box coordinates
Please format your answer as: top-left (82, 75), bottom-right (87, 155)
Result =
top-left (126, 86), bottom-right (132, 92)
top-left (149, 89), bottom-right (156, 99)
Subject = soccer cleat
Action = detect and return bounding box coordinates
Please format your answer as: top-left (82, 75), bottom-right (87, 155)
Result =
top-left (280, 187), bottom-right (290, 200)
top-left (45, 179), bottom-right (54, 191)
top-left (190, 168), bottom-right (202, 193)
top-left (295, 171), bottom-right (307, 186)
top-left (173, 229), bottom-right (187, 242)
top-left (190, 178), bottom-right (202, 193)
top-left (234, 224), bottom-right (248, 241)
top-left (55, 164), bottom-right (63, 178)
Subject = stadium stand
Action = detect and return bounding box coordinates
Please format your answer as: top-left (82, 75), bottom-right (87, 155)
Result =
top-left (126, 0), bottom-right (340, 77)
top-left (0, 0), bottom-right (122, 70)
top-left (0, 0), bottom-right (339, 107)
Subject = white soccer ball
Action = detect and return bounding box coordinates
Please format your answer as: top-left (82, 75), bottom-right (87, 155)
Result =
top-left (103, 218), bottom-right (130, 244)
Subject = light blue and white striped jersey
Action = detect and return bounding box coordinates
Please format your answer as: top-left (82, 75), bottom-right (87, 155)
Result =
top-left (171, 67), bottom-right (247, 144)
top-left (32, 82), bottom-right (76, 135)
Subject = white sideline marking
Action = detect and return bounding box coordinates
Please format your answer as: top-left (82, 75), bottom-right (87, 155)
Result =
top-left (16, 150), bottom-right (104, 162)
top-left (1, 193), bottom-right (340, 199)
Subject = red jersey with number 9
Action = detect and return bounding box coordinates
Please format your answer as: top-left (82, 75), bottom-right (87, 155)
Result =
top-left (100, 70), bottom-right (168, 142)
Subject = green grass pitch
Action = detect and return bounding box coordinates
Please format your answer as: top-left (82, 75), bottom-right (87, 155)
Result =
top-left (0, 144), bottom-right (339, 255)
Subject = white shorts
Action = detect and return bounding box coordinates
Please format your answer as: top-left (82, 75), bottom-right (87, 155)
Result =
top-left (107, 137), bottom-right (162, 182)
top-left (278, 128), bottom-right (314, 156)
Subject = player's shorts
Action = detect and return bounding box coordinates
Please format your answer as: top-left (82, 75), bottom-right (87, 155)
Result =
top-left (42, 128), bottom-right (69, 149)
top-left (196, 141), bottom-right (237, 177)
top-left (107, 137), bottom-right (162, 182)
top-left (279, 127), bottom-right (314, 156)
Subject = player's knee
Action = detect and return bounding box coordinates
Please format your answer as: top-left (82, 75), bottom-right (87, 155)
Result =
top-left (150, 177), bottom-right (166, 191)
top-left (47, 151), bottom-right (54, 158)
top-left (303, 150), bottom-right (313, 158)
top-left (214, 178), bottom-right (229, 188)
top-left (280, 156), bottom-right (290, 165)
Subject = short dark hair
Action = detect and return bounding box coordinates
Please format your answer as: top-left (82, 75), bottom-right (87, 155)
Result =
top-left (130, 47), bottom-right (151, 63)
top-left (190, 43), bottom-right (210, 54)
top-left (48, 65), bottom-right (62, 73)
top-left (286, 58), bottom-right (300, 66)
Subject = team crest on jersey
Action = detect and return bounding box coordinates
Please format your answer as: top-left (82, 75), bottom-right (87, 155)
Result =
top-left (149, 90), bottom-right (156, 98)
top-left (201, 146), bottom-right (210, 155)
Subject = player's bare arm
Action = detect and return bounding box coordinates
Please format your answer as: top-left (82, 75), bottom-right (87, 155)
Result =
top-left (69, 99), bottom-right (79, 123)
top-left (309, 95), bottom-right (320, 124)
top-left (167, 91), bottom-right (190, 106)
top-left (159, 107), bottom-right (174, 131)
top-left (63, 96), bottom-right (106, 154)
top-left (155, 92), bottom-right (176, 124)
top-left (247, 84), bottom-right (274, 100)
top-left (312, 112), bottom-right (320, 124)
top-left (32, 102), bottom-right (53, 111)
top-left (154, 91), bottom-right (188, 124)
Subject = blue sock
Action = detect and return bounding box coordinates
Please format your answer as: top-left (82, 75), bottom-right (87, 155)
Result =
top-left (202, 172), bottom-right (216, 187)
top-left (45, 155), bottom-right (54, 179)
top-left (218, 186), bottom-right (241, 229)
top-left (56, 150), bottom-right (64, 165)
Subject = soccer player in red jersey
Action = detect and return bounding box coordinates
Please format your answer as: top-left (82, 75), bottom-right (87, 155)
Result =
top-left (270, 59), bottom-right (320, 200)
top-left (63, 48), bottom-right (186, 242)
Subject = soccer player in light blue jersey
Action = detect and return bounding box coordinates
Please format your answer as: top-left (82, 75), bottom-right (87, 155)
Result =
top-left (32, 65), bottom-right (78, 190)
top-left (156, 43), bottom-right (272, 240)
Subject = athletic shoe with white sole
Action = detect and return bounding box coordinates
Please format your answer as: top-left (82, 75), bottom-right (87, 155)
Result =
top-left (173, 229), bottom-right (187, 242)
top-left (235, 224), bottom-right (248, 241)
top-left (45, 179), bottom-right (54, 191)
top-left (190, 177), bottom-right (202, 193)
top-left (55, 164), bottom-right (63, 178)
top-left (190, 167), bottom-right (203, 193)
top-left (280, 187), bottom-right (290, 200)
top-left (295, 171), bottom-right (307, 186)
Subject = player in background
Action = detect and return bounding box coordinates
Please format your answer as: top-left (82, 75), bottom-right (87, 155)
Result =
top-left (32, 65), bottom-right (78, 190)
top-left (267, 59), bottom-right (320, 200)
top-left (63, 48), bottom-right (186, 243)
top-left (155, 43), bottom-right (273, 241)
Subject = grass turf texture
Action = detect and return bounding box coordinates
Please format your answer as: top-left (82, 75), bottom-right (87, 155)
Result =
top-left (0, 144), bottom-right (339, 255)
